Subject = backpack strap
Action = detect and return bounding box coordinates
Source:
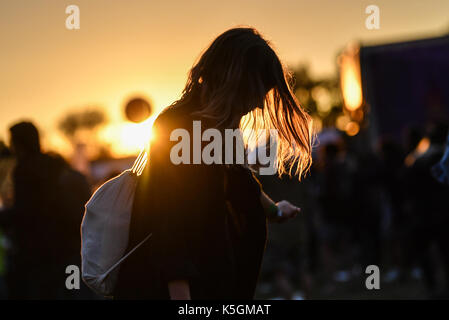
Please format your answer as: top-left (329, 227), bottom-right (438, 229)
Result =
top-left (101, 233), bottom-right (153, 282)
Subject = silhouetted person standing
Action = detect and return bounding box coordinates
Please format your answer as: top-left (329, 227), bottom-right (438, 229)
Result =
top-left (406, 123), bottom-right (449, 297)
top-left (0, 122), bottom-right (91, 299)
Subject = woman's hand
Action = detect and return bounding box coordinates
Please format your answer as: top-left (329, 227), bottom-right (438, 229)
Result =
top-left (275, 200), bottom-right (301, 223)
top-left (260, 192), bottom-right (301, 223)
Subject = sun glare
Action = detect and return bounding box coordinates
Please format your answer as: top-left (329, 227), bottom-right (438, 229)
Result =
top-left (99, 115), bottom-right (156, 157)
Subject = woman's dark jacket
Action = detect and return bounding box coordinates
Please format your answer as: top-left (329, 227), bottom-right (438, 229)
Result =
top-left (115, 105), bottom-right (267, 299)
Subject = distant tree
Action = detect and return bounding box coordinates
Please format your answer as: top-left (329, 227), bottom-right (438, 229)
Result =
top-left (59, 109), bottom-right (106, 140)
top-left (58, 108), bottom-right (111, 159)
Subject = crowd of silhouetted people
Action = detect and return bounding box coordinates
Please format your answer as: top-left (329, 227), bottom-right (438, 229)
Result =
top-left (1, 120), bottom-right (449, 299)
top-left (258, 122), bottom-right (449, 299)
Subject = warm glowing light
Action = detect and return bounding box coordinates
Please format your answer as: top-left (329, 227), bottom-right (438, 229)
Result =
top-left (336, 114), bottom-right (351, 132)
top-left (345, 121), bottom-right (360, 136)
top-left (312, 86), bottom-right (332, 114)
top-left (405, 137), bottom-right (431, 167)
top-left (98, 115), bottom-right (156, 157)
top-left (416, 137), bottom-right (430, 155)
top-left (339, 44), bottom-right (363, 111)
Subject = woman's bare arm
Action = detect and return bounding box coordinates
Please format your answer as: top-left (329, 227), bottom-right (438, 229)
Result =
top-left (168, 280), bottom-right (191, 300)
top-left (260, 191), bottom-right (301, 223)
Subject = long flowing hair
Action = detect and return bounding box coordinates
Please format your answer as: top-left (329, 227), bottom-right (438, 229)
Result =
top-left (171, 27), bottom-right (313, 178)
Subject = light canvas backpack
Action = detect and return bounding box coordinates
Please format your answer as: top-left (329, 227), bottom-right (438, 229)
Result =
top-left (81, 150), bottom-right (151, 297)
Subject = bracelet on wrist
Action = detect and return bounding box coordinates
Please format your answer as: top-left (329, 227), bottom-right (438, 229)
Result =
top-left (276, 207), bottom-right (283, 218)
top-left (269, 203), bottom-right (282, 219)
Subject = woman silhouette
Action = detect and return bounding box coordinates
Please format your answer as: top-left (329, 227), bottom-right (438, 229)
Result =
top-left (115, 27), bottom-right (313, 299)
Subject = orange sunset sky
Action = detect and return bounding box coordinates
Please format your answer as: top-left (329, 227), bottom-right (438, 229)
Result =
top-left (1, 0), bottom-right (448, 157)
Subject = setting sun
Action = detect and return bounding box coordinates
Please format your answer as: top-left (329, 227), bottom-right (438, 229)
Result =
top-left (98, 115), bottom-right (157, 157)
